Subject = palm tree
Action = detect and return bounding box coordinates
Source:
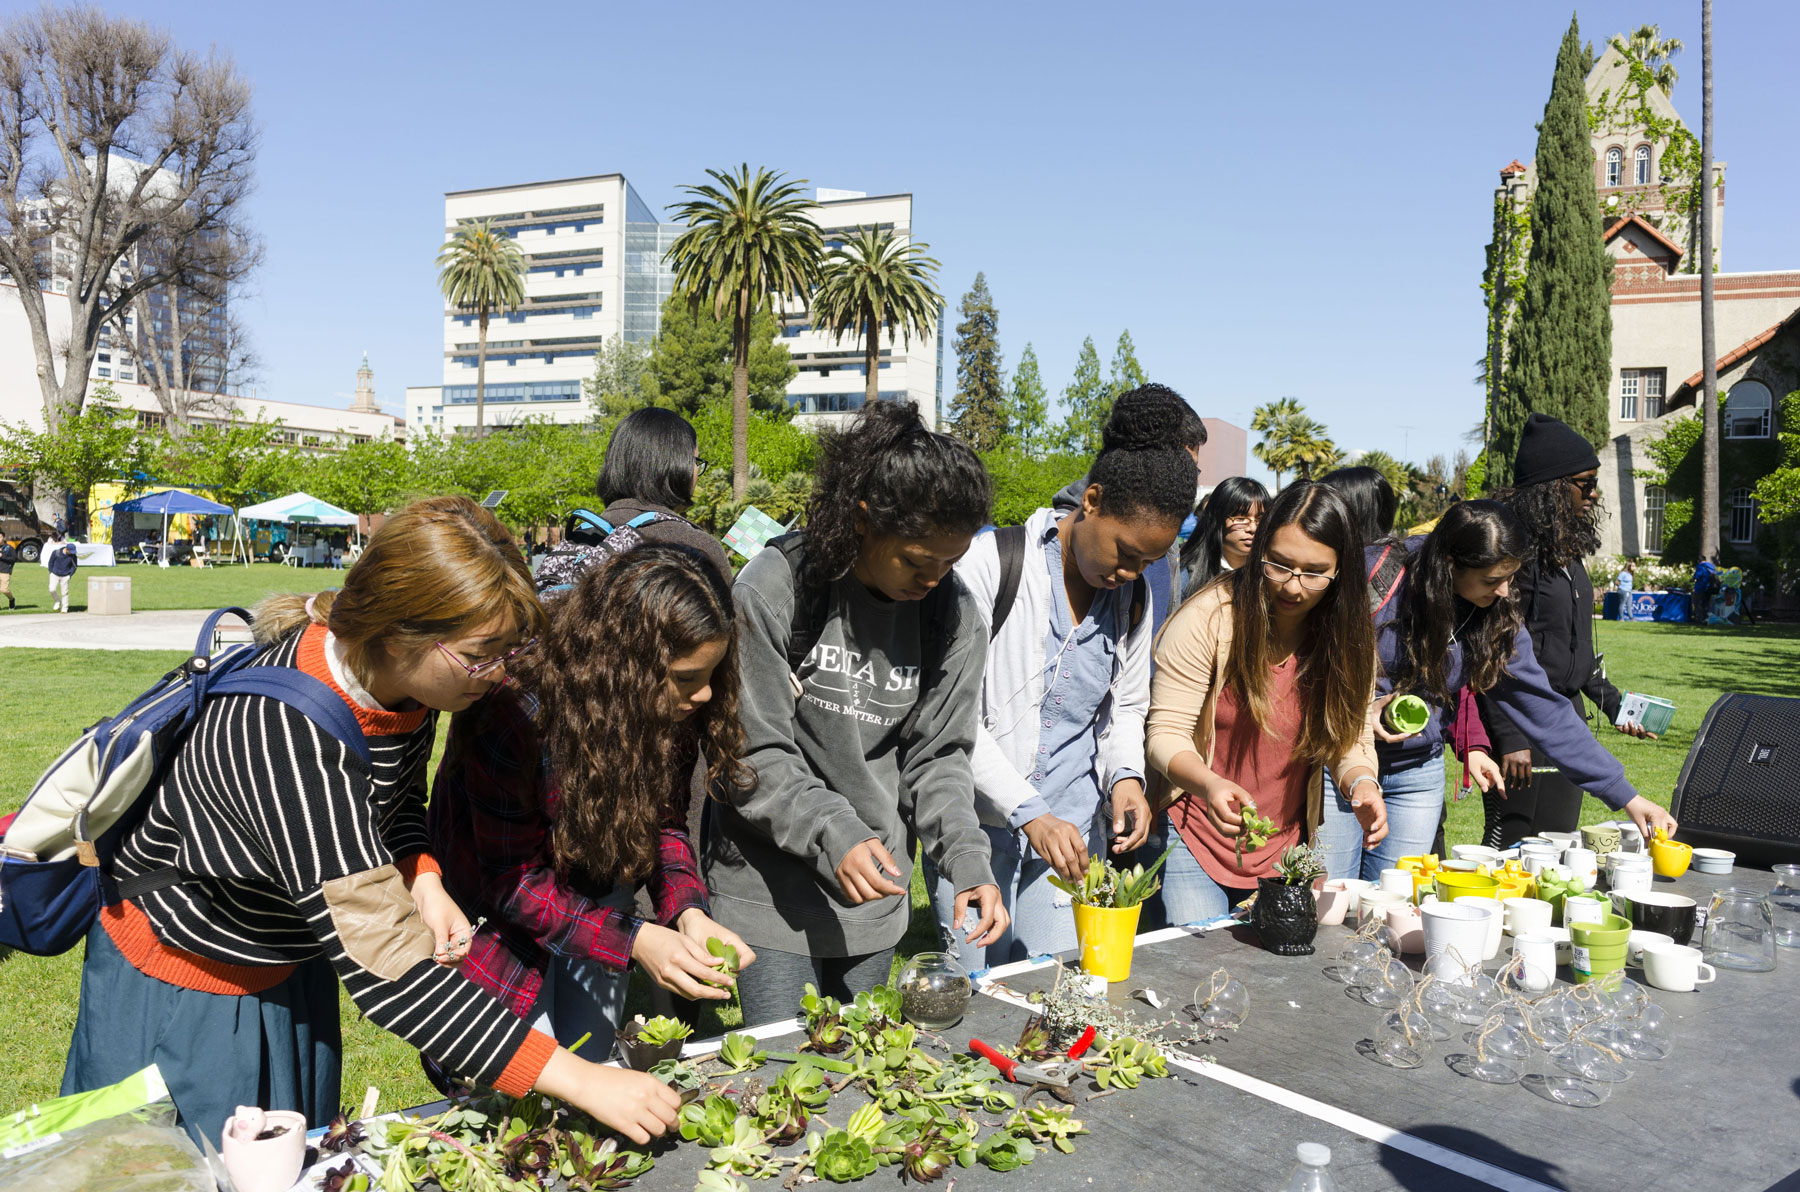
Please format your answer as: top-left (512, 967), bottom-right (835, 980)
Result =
top-left (1616, 23), bottom-right (1684, 93)
top-left (667, 165), bottom-right (824, 498)
top-left (810, 226), bottom-right (943, 408)
top-left (1251, 397), bottom-right (1306, 487)
top-left (1290, 420), bottom-right (1340, 481)
top-left (436, 220), bottom-right (526, 436)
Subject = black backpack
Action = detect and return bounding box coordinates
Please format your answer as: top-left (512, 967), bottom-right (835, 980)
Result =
top-left (534, 508), bottom-right (679, 598)
top-left (985, 524), bottom-right (1146, 639)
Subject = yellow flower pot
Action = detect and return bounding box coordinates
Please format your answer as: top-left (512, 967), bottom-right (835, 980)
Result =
top-left (1073, 902), bottom-right (1143, 983)
top-left (1650, 837), bottom-right (1692, 878)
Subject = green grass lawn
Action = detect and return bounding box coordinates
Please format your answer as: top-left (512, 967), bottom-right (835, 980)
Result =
top-left (0, 562), bottom-right (339, 616)
top-left (3, 619), bottom-right (1794, 1113)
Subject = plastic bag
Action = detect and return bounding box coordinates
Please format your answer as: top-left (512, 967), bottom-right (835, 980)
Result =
top-left (0, 1064), bottom-right (169, 1152)
top-left (0, 1103), bottom-right (213, 1191)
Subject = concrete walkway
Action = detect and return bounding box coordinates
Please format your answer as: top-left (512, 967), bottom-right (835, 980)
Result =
top-left (0, 608), bottom-right (247, 652)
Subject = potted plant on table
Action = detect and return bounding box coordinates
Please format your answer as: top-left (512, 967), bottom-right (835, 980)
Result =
top-left (617, 1014), bottom-right (693, 1070)
top-left (1049, 847), bottom-right (1173, 983)
top-left (1252, 844), bottom-right (1327, 956)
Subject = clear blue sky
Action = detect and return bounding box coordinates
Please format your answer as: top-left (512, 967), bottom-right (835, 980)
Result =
top-left (101, 0), bottom-right (1800, 483)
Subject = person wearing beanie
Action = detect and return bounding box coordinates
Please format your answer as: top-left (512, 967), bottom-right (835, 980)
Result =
top-left (1477, 414), bottom-right (1657, 846)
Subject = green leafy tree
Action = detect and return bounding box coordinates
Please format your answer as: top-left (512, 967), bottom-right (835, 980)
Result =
top-left (1251, 397), bottom-right (1310, 488)
top-left (948, 272), bottom-right (1006, 450)
top-left (1108, 329), bottom-right (1148, 399)
top-left (436, 219), bottom-right (526, 436)
top-left (667, 165), bottom-right (824, 499)
top-left (585, 335), bottom-right (654, 420)
top-left (1055, 337), bottom-right (1108, 455)
top-left (0, 388), bottom-right (145, 516)
top-left (1293, 427), bottom-right (1342, 481)
top-left (1003, 343), bottom-right (1051, 456)
top-left (691, 401), bottom-right (819, 484)
top-left (982, 449), bottom-right (1092, 525)
top-left (642, 293), bottom-right (796, 416)
top-left (309, 436), bottom-right (409, 520)
top-left (812, 226), bottom-right (942, 407)
top-left (149, 411), bottom-right (292, 508)
top-left (1491, 17), bottom-right (1613, 487)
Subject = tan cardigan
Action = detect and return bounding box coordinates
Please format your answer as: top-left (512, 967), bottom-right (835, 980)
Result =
top-left (1146, 583), bottom-right (1380, 837)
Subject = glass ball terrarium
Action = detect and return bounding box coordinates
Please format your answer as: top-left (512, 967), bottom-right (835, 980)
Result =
top-left (897, 952), bottom-right (972, 1030)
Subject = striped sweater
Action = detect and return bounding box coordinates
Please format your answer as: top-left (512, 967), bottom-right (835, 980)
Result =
top-left (107, 623), bottom-right (553, 1094)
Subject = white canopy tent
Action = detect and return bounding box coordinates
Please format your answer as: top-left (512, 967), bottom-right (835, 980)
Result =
top-left (235, 492), bottom-right (360, 564)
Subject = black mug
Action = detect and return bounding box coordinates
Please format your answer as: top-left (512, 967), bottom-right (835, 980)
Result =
top-left (1626, 891), bottom-right (1698, 946)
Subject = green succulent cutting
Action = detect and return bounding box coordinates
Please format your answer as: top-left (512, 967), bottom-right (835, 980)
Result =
top-left (1047, 846), bottom-right (1173, 909)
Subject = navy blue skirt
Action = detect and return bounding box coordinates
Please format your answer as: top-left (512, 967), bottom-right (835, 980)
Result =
top-left (61, 922), bottom-right (342, 1146)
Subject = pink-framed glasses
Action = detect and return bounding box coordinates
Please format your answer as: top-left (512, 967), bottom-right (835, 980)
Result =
top-left (434, 637), bottom-right (538, 683)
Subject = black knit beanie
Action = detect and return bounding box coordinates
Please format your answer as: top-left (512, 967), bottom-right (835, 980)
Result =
top-left (1513, 412), bottom-right (1600, 488)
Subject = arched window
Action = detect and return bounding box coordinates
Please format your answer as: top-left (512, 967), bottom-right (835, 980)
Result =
top-left (1726, 380), bottom-right (1773, 439)
top-left (1634, 145), bottom-right (1652, 185)
top-left (1605, 147), bottom-right (1623, 187)
top-left (1729, 488), bottom-right (1758, 545)
top-left (1643, 485), bottom-right (1666, 554)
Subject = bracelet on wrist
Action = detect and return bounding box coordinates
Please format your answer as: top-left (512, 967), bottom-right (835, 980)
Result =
top-left (1347, 775), bottom-right (1383, 799)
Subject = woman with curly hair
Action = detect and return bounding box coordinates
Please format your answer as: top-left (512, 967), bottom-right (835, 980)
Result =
top-left (1314, 502), bottom-right (1674, 877)
top-left (1478, 414), bottom-right (1660, 845)
top-left (706, 400), bottom-right (1006, 1023)
top-left (429, 544), bottom-right (756, 1055)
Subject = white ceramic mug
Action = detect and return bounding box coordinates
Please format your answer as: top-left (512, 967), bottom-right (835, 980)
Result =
top-left (1627, 930), bottom-right (1672, 966)
top-left (1618, 824), bottom-right (1645, 854)
top-left (1379, 868), bottom-right (1414, 898)
top-left (1451, 845), bottom-right (1503, 867)
top-left (1564, 894), bottom-right (1610, 927)
top-left (1333, 878), bottom-right (1374, 919)
top-left (1357, 889), bottom-right (1408, 928)
top-left (1453, 895), bottom-right (1504, 960)
top-left (1543, 831), bottom-right (1582, 849)
top-left (1607, 855), bottom-right (1652, 896)
top-left (1503, 896), bottom-right (1554, 936)
top-left (1510, 929), bottom-right (1561, 992)
top-left (1642, 941), bottom-right (1718, 992)
top-left (1422, 902), bottom-right (1490, 981)
top-left (1563, 847), bottom-right (1599, 886)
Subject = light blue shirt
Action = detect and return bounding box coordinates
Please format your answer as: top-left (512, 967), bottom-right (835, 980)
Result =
top-left (1006, 520), bottom-right (1143, 831)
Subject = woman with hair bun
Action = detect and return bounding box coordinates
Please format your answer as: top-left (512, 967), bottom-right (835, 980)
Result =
top-left (430, 543), bottom-right (755, 1058)
top-left (61, 496), bottom-right (680, 1146)
top-left (706, 401), bottom-right (1007, 1024)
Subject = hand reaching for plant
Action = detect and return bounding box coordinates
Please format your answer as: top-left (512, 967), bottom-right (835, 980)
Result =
top-left (535, 1050), bottom-right (680, 1144)
top-left (1022, 813), bottom-right (1089, 883)
top-left (410, 870), bottom-right (473, 967)
top-left (675, 908), bottom-right (755, 976)
top-left (1107, 778), bottom-right (1151, 854)
top-left (631, 922), bottom-right (733, 1000)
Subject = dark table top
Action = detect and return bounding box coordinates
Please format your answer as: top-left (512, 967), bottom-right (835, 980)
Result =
top-left (979, 865), bottom-right (1797, 1192)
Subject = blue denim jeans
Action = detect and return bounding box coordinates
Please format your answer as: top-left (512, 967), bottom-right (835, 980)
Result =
top-left (527, 884), bottom-right (634, 1058)
top-left (931, 822), bottom-right (1107, 970)
top-left (1140, 818), bottom-right (1253, 927)
top-left (1315, 753), bottom-right (1447, 881)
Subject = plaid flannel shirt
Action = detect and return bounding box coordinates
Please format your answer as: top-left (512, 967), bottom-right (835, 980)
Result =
top-left (428, 685), bottom-right (710, 1018)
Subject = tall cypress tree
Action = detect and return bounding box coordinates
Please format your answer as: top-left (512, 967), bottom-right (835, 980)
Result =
top-left (949, 272), bottom-right (1007, 450)
top-left (1004, 343), bottom-right (1050, 456)
top-left (1056, 337), bottom-right (1109, 455)
top-left (1492, 15), bottom-right (1613, 487)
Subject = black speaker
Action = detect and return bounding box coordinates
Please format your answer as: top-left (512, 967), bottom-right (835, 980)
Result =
top-left (1670, 693), bottom-right (1800, 866)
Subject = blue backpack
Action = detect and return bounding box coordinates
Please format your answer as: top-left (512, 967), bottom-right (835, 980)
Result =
top-left (0, 607), bottom-right (369, 956)
top-left (533, 508), bottom-right (678, 598)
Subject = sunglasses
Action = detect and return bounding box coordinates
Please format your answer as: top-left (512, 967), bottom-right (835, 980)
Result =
top-left (1568, 476), bottom-right (1600, 496)
top-left (435, 637), bottom-right (538, 681)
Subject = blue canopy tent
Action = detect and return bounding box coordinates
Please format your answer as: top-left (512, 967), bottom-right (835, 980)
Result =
top-left (108, 489), bottom-right (234, 565)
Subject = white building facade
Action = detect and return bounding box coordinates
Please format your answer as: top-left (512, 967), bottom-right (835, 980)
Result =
top-left (409, 174), bottom-right (942, 434)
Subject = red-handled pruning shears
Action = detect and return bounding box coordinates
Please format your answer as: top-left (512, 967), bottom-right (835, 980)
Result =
top-left (969, 1024), bottom-right (1097, 1088)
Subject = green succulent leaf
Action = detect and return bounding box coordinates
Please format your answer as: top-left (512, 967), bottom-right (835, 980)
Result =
top-left (718, 1032), bottom-right (767, 1074)
top-left (812, 1129), bottom-right (880, 1183)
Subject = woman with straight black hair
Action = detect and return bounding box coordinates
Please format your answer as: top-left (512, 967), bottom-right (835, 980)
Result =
top-left (705, 401), bottom-right (1007, 1022)
top-left (1318, 501), bottom-right (1675, 870)
top-left (1180, 476), bottom-right (1270, 599)
top-left (586, 407), bottom-right (730, 585)
top-left (1146, 483), bottom-right (1385, 923)
top-left (1318, 466), bottom-right (1400, 551)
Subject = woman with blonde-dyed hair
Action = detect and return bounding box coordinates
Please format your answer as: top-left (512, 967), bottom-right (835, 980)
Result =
top-left (61, 496), bottom-right (681, 1148)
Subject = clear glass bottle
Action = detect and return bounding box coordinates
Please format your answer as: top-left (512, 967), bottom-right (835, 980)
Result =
top-left (1283, 1142), bottom-right (1341, 1192)
top-left (896, 951), bottom-right (971, 1030)
top-left (1703, 887), bottom-right (1777, 972)
top-left (1769, 864), bottom-right (1800, 948)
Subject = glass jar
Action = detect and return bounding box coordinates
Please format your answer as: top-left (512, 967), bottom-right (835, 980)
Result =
top-left (897, 951), bottom-right (972, 1030)
top-left (1769, 864), bottom-right (1800, 948)
top-left (1702, 887), bottom-right (1777, 973)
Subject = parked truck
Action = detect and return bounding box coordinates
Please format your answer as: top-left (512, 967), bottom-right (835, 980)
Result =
top-left (0, 480), bottom-right (51, 562)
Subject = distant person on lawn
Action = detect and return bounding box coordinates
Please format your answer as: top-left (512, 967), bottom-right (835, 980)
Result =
top-left (0, 537), bottom-right (16, 609)
top-left (46, 533), bottom-right (77, 612)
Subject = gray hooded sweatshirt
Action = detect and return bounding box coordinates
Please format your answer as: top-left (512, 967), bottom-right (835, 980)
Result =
top-left (702, 543), bottom-right (995, 957)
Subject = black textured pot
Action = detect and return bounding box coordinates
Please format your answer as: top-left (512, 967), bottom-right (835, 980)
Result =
top-left (1253, 877), bottom-right (1319, 956)
top-left (617, 1033), bottom-right (683, 1071)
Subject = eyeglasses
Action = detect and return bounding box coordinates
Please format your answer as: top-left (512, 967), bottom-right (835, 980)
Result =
top-left (435, 637), bottom-right (538, 680)
top-left (1568, 476), bottom-right (1599, 496)
top-left (1261, 559), bottom-right (1337, 592)
top-left (1225, 516), bottom-right (1260, 530)
top-left (695, 457), bottom-right (710, 477)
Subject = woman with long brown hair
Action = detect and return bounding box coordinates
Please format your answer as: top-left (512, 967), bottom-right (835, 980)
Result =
top-left (429, 544), bottom-right (755, 1056)
top-left (61, 496), bottom-right (679, 1146)
top-left (1145, 482), bottom-right (1387, 923)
